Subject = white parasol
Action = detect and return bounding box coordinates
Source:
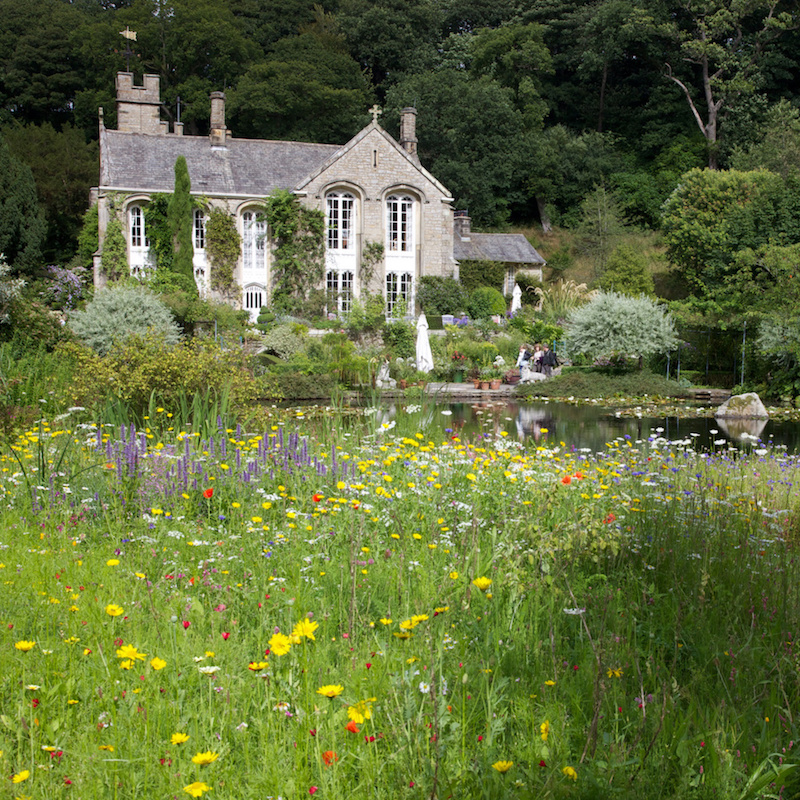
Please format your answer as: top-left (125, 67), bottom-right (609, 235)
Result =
top-left (415, 313), bottom-right (434, 374)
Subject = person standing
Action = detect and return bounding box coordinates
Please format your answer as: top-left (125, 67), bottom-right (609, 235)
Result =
top-left (541, 343), bottom-right (557, 377)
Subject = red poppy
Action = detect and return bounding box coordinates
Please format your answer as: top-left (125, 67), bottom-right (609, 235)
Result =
top-left (313, 493), bottom-right (324, 502)
top-left (203, 488), bottom-right (214, 499)
top-left (561, 475), bottom-right (572, 485)
top-left (346, 720), bottom-right (360, 734)
top-left (321, 750), bottom-right (338, 766)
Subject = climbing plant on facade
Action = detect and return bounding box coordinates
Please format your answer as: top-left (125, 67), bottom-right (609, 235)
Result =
top-left (264, 189), bottom-right (324, 312)
top-left (206, 208), bottom-right (241, 300)
top-left (167, 156), bottom-right (197, 295)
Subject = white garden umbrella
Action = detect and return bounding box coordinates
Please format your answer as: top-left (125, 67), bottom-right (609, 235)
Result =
top-left (510, 283), bottom-right (522, 313)
top-left (415, 313), bottom-right (434, 374)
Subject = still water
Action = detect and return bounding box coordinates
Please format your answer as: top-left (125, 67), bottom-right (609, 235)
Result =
top-left (371, 399), bottom-right (800, 454)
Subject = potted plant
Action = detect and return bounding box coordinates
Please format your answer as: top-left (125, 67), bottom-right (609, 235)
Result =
top-left (450, 351), bottom-right (467, 383)
top-left (479, 365), bottom-right (495, 390)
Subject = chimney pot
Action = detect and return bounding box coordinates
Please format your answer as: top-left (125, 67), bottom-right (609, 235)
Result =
top-left (399, 107), bottom-right (418, 157)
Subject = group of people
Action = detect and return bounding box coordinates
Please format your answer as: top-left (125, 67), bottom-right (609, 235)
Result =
top-left (516, 343), bottom-right (558, 381)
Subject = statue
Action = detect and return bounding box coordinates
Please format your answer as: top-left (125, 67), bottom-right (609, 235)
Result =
top-left (376, 359), bottom-right (396, 390)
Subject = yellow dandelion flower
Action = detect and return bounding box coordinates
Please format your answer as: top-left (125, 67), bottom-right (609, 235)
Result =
top-left (492, 761), bottom-right (513, 773)
top-left (105, 604), bottom-right (124, 617)
top-left (14, 640), bottom-right (36, 652)
top-left (269, 632), bottom-right (292, 656)
top-left (562, 766), bottom-right (578, 781)
top-left (150, 656), bottom-right (167, 670)
top-left (472, 577), bottom-right (492, 591)
top-left (183, 781), bottom-right (212, 797)
top-left (171, 732), bottom-right (190, 745)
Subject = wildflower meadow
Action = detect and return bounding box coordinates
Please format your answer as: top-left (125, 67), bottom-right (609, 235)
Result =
top-left (2, 403), bottom-right (800, 799)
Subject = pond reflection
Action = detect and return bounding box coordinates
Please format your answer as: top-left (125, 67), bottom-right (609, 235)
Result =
top-left (378, 399), bottom-right (800, 453)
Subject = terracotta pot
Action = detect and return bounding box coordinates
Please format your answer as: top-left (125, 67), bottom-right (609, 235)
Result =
top-left (480, 381), bottom-right (490, 390)
top-left (471, 379), bottom-right (482, 389)
top-left (398, 379), bottom-right (408, 389)
top-left (490, 379), bottom-right (501, 390)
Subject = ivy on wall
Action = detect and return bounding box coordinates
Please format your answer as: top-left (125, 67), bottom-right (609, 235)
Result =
top-left (458, 259), bottom-right (507, 293)
top-left (264, 189), bottom-right (324, 312)
top-left (206, 208), bottom-right (241, 299)
top-left (100, 193), bottom-right (127, 281)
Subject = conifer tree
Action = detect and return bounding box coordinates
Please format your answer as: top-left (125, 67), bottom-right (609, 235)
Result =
top-left (167, 156), bottom-right (197, 295)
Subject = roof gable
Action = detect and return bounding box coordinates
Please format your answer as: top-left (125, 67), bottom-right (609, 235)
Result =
top-left (294, 122), bottom-right (452, 198)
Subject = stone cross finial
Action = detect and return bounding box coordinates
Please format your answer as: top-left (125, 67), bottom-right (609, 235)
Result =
top-left (369, 104), bottom-right (382, 124)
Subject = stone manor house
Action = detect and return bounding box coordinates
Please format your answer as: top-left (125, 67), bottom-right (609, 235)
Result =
top-left (92, 73), bottom-right (544, 321)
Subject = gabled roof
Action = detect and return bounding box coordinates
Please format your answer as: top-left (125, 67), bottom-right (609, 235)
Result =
top-left (294, 122), bottom-right (452, 199)
top-left (99, 128), bottom-right (339, 197)
top-left (454, 233), bottom-right (546, 266)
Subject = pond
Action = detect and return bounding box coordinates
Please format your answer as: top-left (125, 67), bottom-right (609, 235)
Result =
top-left (367, 398), bottom-right (800, 453)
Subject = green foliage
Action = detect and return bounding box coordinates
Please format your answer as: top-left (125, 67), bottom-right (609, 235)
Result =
top-left (0, 133), bottom-right (45, 274)
top-left (458, 260), bottom-right (506, 293)
top-left (416, 276), bottom-right (469, 315)
top-left (600, 243), bottom-right (655, 296)
top-left (206, 208), bottom-right (241, 299)
top-left (261, 323), bottom-right (307, 360)
top-left (360, 240), bottom-right (384, 290)
top-left (513, 270), bottom-right (543, 306)
top-left (345, 291), bottom-right (386, 337)
top-left (565, 291), bottom-right (678, 363)
top-left (522, 367), bottom-right (689, 398)
top-left (264, 189), bottom-right (324, 310)
top-left (467, 285), bottom-right (507, 319)
top-left (574, 186), bottom-right (628, 278)
top-left (76, 204), bottom-right (98, 272)
top-left (68, 284), bottom-right (180, 356)
top-left (381, 319), bottom-right (415, 358)
top-left (144, 194), bottom-right (174, 272)
top-left (731, 100), bottom-right (800, 179)
top-left (229, 32), bottom-right (370, 143)
top-left (1, 122), bottom-right (98, 262)
top-left (256, 307), bottom-right (277, 333)
top-left (100, 215), bottom-right (128, 282)
top-left (60, 335), bottom-right (257, 418)
top-left (167, 156), bottom-right (196, 293)
top-left (661, 168), bottom-right (800, 300)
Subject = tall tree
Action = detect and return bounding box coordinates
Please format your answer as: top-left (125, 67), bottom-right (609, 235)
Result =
top-left (663, 0), bottom-right (796, 169)
top-left (2, 123), bottom-right (98, 262)
top-left (166, 156), bottom-right (196, 294)
top-left (0, 135), bottom-right (46, 275)
top-left (229, 31), bottom-right (371, 143)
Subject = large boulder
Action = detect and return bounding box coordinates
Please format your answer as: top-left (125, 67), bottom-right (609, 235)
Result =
top-left (715, 392), bottom-right (768, 419)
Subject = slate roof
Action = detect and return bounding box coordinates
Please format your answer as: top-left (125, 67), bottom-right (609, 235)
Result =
top-left (99, 129), bottom-right (340, 196)
top-left (454, 233), bottom-right (546, 266)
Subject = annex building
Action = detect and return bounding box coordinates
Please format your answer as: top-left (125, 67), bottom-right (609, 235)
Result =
top-left (92, 72), bottom-right (544, 320)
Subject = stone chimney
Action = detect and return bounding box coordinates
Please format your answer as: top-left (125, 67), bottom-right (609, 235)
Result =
top-left (454, 211), bottom-right (471, 241)
top-left (115, 72), bottom-right (168, 135)
top-left (399, 107), bottom-right (418, 157)
top-left (210, 91), bottom-right (229, 146)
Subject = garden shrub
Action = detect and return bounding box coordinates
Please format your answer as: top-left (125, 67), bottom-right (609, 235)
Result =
top-left (271, 371), bottom-right (336, 400)
top-left (416, 276), bottom-right (469, 314)
top-left (60, 335), bottom-right (258, 416)
top-left (68, 284), bottom-right (181, 355)
top-left (519, 367), bottom-right (689, 398)
top-left (382, 319), bottom-right (415, 358)
top-left (467, 286), bottom-right (507, 320)
top-left (261, 323), bottom-right (307, 360)
top-left (458, 259), bottom-right (506, 293)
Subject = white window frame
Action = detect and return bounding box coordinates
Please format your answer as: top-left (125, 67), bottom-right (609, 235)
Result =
top-left (242, 210), bottom-right (267, 273)
top-left (326, 269), bottom-right (354, 315)
top-left (326, 192), bottom-right (354, 251)
top-left (386, 271), bottom-right (413, 316)
top-left (386, 194), bottom-right (413, 253)
top-left (243, 284), bottom-right (265, 314)
top-left (129, 205), bottom-right (147, 249)
top-left (194, 209), bottom-right (206, 251)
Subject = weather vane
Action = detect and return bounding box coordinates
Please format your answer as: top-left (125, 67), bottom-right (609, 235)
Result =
top-left (119, 27), bottom-right (137, 72)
